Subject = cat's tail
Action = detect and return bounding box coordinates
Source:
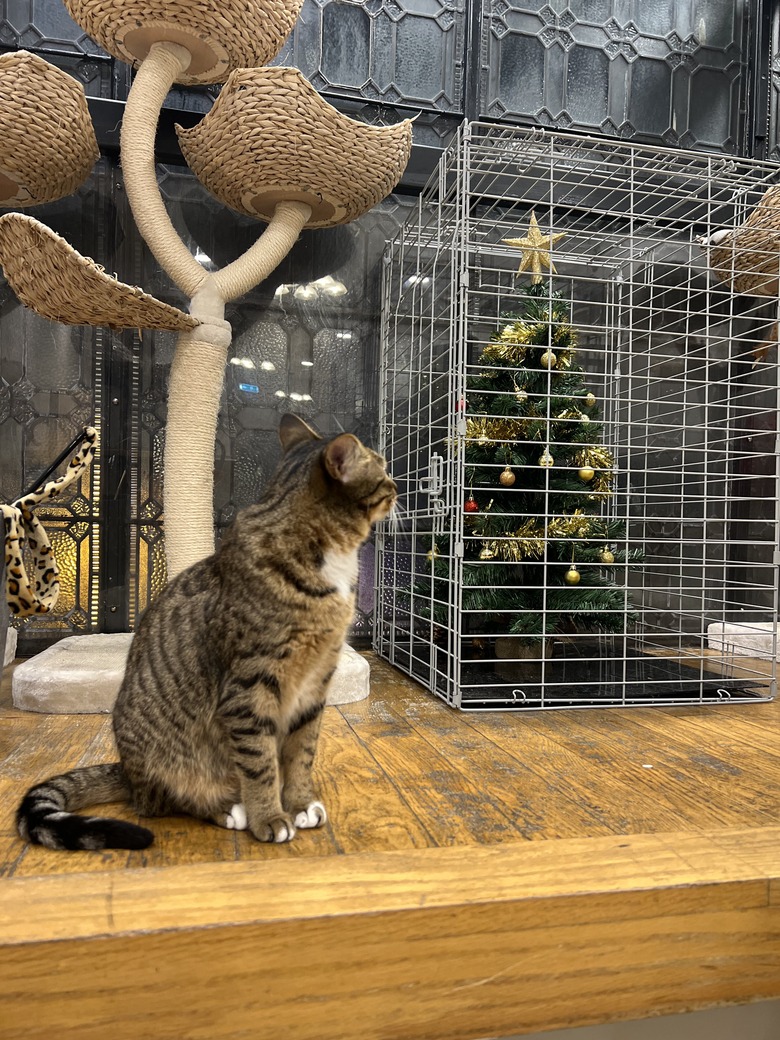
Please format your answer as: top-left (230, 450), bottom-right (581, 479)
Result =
top-left (16, 762), bottom-right (154, 851)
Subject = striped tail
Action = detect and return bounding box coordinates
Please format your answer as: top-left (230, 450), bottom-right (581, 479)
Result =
top-left (16, 762), bottom-right (154, 851)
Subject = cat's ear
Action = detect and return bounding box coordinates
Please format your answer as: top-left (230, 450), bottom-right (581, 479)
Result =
top-left (323, 434), bottom-right (362, 483)
top-left (279, 413), bottom-right (322, 452)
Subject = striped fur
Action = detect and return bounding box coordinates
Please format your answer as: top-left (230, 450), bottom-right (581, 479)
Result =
top-left (17, 415), bottom-right (396, 851)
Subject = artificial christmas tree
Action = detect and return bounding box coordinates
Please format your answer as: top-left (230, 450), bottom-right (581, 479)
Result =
top-left (418, 278), bottom-right (639, 661)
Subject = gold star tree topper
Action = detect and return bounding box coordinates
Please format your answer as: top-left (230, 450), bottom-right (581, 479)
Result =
top-left (502, 211), bottom-right (566, 284)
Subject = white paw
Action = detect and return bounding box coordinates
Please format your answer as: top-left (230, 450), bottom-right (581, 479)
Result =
top-left (294, 801), bottom-right (327, 829)
top-left (225, 803), bottom-right (247, 830)
top-left (274, 820), bottom-right (295, 843)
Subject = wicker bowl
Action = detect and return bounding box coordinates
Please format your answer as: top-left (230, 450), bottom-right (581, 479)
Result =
top-left (176, 67), bottom-right (413, 228)
top-left (709, 185), bottom-right (780, 296)
top-left (0, 214), bottom-right (198, 331)
top-left (0, 51), bottom-right (99, 207)
top-left (63, 0), bottom-right (303, 85)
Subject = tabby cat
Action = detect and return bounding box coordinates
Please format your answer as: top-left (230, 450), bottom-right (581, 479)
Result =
top-left (17, 414), bottom-right (396, 850)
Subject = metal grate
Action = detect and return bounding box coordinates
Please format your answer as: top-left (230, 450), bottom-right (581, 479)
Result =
top-left (376, 123), bottom-right (780, 710)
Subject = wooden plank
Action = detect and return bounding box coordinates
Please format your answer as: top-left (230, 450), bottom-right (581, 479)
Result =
top-left (313, 705), bottom-right (432, 853)
top-left (216, 704), bottom-right (434, 863)
top-left (656, 703), bottom-right (780, 759)
top-left (0, 715), bottom-right (36, 760)
top-left (548, 709), bottom-right (780, 827)
top-left (353, 679), bottom-right (617, 840)
top-left (462, 709), bottom-right (694, 834)
top-left (2, 650), bottom-right (780, 879)
top-left (341, 688), bottom-right (530, 846)
top-left (0, 832), bottom-right (28, 880)
top-left (1, 830), bottom-right (780, 1040)
top-left (3, 894), bottom-right (780, 1040)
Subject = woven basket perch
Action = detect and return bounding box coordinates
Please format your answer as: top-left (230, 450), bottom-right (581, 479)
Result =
top-left (709, 185), bottom-right (780, 296)
top-left (0, 51), bottom-right (98, 207)
top-left (176, 67), bottom-right (413, 229)
top-left (0, 214), bottom-right (198, 332)
top-left (63, 0), bottom-right (303, 85)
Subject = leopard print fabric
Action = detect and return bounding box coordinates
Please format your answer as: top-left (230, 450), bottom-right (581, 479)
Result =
top-left (2, 427), bottom-right (98, 617)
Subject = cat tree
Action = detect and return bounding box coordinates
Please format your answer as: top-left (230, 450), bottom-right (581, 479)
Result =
top-left (1, 0), bottom-right (412, 707)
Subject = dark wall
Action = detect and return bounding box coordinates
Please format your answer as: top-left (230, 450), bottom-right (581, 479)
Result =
top-left (0, 0), bottom-right (773, 650)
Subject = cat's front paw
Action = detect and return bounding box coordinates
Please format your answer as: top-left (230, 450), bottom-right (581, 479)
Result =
top-left (224, 803), bottom-right (248, 830)
top-left (250, 813), bottom-right (296, 843)
top-left (293, 801), bottom-right (328, 829)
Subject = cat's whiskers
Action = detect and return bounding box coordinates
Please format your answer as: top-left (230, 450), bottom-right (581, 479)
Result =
top-left (386, 497), bottom-right (409, 535)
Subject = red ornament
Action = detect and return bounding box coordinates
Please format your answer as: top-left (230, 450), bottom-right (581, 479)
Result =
top-left (464, 494), bottom-right (479, 513)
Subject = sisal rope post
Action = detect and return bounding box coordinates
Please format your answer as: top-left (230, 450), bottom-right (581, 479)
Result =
top-left (120, 41), bottom-right (207, 298)
top-left (163, 206), bottom-right (312, 575)
top-left (163, 279), bottom-right (231, 577)
top-left (214, 200), bottom-right (312, 302)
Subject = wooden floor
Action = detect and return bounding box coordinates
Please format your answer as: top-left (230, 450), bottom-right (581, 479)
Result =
top-left (2, 653), bottom-right (780, 876)
top-left (2, 653), bottom-right (780, 1040)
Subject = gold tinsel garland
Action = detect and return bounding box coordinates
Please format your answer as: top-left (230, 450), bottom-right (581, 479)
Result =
top-left (547, 509), bottom-right (595, 540)
top-left (574, 446), bottom-right (614, 498)
top-left (465, 415), bottom-right (527, 444)
top-left (555, 407), bottom-right (584, 421)
top-left (477, 509), bottom-right (621, 561)
top-left (478, 518), bottom-right (547, 561)
top-left (479, 311), bottom-right (577, 371)
top-left (462, 423), bottom-right (618, 485)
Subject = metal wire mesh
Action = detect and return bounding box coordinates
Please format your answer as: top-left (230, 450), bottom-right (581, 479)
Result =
top-left (376, 123), bottom-right (780, 711)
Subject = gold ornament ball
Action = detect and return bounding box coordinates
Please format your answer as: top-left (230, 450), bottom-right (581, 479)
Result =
top-left (538, 450), bottom-right (554, 468)
top-left (564, 567), bottom-right (581, 585)
top-left (600, 548), bottom-right (615, 565)
top-left (579, 413), bottom-right (590, 425)
top-left (540, 350), bottom-right (557, 369)
top-left (499, 466), bottom-right (516, 487)
top-left (479, 546), bottom-right (495, 560)
top-left (515, 388), bottom-right (528, 403)
top-left (426, 545), bottom-right (439, 562)
top-left (585, 392), bottom-right (596, 408)
top-left (477, 436), bottom-right (490, 447)
top-left (578, 465), bottom-right (595, 482)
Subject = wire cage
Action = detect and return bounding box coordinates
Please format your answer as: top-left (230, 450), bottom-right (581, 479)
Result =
top-left (375, 123), bottom-right (780, 711)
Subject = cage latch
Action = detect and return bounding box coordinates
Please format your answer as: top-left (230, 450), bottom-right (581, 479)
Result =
top-left (420, 453), bottom-right (443, 494)
top-left (420, 453), bottom-right (446, 513)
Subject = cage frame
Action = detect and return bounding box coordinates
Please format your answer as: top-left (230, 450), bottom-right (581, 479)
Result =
top-left (375, 121), bottom-right (780, 711)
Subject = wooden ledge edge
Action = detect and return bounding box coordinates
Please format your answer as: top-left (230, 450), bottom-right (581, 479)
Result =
top-left (2, 827), bottom-right (780, 1040)
top-left (2, 825), bottom-right (780, 946)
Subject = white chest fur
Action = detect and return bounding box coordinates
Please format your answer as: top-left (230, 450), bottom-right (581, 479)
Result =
top-left (321, 549), bottom-right (359, 601)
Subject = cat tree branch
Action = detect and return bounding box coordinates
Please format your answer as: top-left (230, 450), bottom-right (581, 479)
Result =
top-left (214, 200), bottom-right (312, 302)
top-left (120, 41), bottom-right (207, 298)
top-left (1, 3), bottom-right (413, 586)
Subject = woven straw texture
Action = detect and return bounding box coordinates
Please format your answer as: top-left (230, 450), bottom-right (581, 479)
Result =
top-left (0, 51), bottom-right (99, 207)
top-left (0, 214), bottom-right (198, 332)
top-left (63, 0), bottom-right (303, 85)
top-left (709, 185), bottom-right (780, 296)
top-left (176, 67), bottom-right (413, 228)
